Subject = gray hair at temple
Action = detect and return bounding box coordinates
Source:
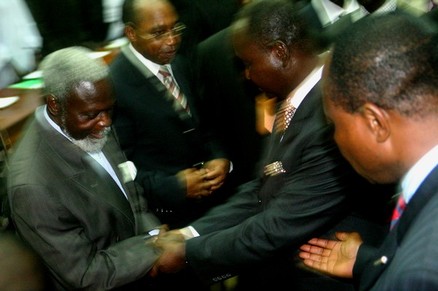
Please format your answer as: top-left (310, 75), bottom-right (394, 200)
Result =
top-left (40, 46), bottom-right (109, 104)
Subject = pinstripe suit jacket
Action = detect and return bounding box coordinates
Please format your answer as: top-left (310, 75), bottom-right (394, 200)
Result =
top-left (355, 166), bottom-right (438, 290)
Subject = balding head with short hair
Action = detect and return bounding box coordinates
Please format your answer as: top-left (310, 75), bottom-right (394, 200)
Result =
top-left (40, 46), bottom-right (109, 104)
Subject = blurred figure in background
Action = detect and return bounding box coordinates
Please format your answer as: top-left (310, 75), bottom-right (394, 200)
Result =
top-left (298, 0), bottom-right (399, 49)
top-left (25, 0), bottom-right (109, 57)
top-left (194, 0), bottom-right (268, 188)
top-left (0, 0), bottom-right (41, 88)
top-left (0, 232), bottom-right (48, 291)
top-left (169, 0), bottom-right (241, 61)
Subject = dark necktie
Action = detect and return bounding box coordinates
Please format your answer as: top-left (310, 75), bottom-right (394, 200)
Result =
top-left (159, 66), bottom-right (190, 114)
top-left (390, 194), bottom-right (406, 230)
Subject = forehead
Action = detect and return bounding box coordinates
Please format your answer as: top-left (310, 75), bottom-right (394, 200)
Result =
top-left (68, 80), bottom-right (114, 108)
top-left (135, 0), bottom-right (177, 27)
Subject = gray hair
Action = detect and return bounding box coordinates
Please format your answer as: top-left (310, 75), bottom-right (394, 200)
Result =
top-left (40, 46), bottom-right (109, 103)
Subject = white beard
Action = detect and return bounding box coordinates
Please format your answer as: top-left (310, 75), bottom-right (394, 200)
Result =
top-left (60, 110), bottom-right (111, 153)
top-left (69, 127), bottom-right (110, 153)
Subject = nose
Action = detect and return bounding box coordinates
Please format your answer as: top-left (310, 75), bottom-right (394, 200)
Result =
top-left (97, 111), bottom-right (112, 127)
top-left (164, 33), bottom-right (179, 45)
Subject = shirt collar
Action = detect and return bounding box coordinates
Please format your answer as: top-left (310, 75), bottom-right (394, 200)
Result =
top-left (283, 64), bottom-right (324, 110)
top-left (43, 105), bottom-right (70, 140)
top-left (128, 43), bottom-right (172, 77)
top-left (400, 144), bottom-right (438, 204)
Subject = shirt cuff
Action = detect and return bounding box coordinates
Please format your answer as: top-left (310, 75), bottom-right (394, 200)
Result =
top-left (180, 226), bottom-right (199, 240)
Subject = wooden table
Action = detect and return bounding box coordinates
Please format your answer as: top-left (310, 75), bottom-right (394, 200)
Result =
top-left (0, 88), bottom-right (44, 152)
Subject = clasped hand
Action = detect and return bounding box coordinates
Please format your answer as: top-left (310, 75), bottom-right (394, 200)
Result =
top-left (178, 158), bottom-right (230, 199)
top-left (149, 229), bottom-right (187, 277)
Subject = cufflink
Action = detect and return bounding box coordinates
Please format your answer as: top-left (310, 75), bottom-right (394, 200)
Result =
top-left (264, 161), bottom-right (286, 176)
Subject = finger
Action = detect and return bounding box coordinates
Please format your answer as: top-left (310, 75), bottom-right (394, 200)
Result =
top-left (301, 244), bottom-right (326, 255)
top-left (307, 238), bottom-right (335, 249)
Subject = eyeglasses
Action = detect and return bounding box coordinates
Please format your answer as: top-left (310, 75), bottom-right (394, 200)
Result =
top-left (131, 23), bottom-right (186, 41)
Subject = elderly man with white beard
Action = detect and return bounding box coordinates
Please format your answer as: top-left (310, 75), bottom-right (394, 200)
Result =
top-left (4, 46), bottom-right (179, 290)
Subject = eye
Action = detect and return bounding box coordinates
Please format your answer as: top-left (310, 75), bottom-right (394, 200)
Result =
top-left (151, 30), bottom-right (166, 39)
top-left (85, 114), bottom-right (97, 120)
top-left (80, 112), bottom-right (99, 120)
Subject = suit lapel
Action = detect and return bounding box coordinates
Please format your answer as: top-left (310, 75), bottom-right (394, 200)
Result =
top-left (265, 84), bottom-right (321, 164)
top-left (80, 153), bottom-right (135, 223)
top-left (102, 130), bottom-right (136, 197)
top-left (34, 107), bottom-right (136, 226)
top-left (121, 45), bottom-right (192, 121)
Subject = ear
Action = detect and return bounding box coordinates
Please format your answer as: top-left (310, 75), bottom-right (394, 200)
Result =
top-left (360, 103), bottom-right (391, 143)
top-left (124, 25), bottom-right (137, 42)
top-left (46, 94), bottom-right (60, 116)
top-left (270, 40), bottom-right (290, 67)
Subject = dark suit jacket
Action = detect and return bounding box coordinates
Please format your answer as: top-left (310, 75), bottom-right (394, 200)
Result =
top-left (354, 165), bottom-right (438, 291)
top-left (184, 81), bottom-right (390, 290)
top-left (7, 106), bottom-right (162, 290)
top-left (195, 27), bottom-right (267, 187)
top-left (169, 0), bottom-right (240, 60)
top-left (25, 0), bottom-right (108, 56)
top-left (110, 45), bottom-right (229, 228)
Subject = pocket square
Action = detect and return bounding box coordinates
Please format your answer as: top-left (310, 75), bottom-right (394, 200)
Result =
top-left (264, 161), bottom-right (286, 176)
top-left (118, 161), bottom-right (137, 183)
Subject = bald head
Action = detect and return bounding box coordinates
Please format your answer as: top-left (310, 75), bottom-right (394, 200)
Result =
top-left (122, 0), bottom-right (173, 25)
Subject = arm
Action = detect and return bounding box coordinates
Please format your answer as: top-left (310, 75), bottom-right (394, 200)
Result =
top-left (10, 184), bottom-right (160, 290)
top-left (152, 123), bottom-right (357, 283)
top-left (299, 231), bottom-right (363, 279)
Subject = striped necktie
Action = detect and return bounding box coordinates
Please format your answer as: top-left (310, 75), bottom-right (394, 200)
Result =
top-left (274, 102), bottom-right (296, 134)
top-left (390, 194), bottom-right (406, 230)
top-left (159, 66), bottom-right (190, 114)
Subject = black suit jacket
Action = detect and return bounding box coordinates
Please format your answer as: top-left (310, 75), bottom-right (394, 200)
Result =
top-left (25, 0), bottom-right (108, 56)
top-left (110, 45), bottom-right (229, 228)
top-left (354, 165), bottom-right (438, 290)
top-left (185, 81), bottom-right (391, 290)
top-left (7, 106), bottom-right (161, 290)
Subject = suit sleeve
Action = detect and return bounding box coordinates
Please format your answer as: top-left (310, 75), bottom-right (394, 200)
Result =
top-left (185, 126), bottom-right (353, 282)
top-left (10, 184), bottom-right (160, 290)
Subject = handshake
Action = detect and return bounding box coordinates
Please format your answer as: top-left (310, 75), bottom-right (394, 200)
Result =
top-left (146, 226), bottom-right (188, 277)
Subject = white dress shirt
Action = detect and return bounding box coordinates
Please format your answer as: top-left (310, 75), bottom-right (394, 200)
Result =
top-left (400, 145), bottom-right (438, 204)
